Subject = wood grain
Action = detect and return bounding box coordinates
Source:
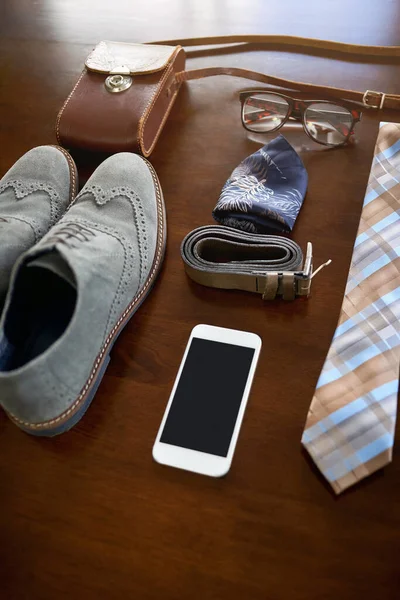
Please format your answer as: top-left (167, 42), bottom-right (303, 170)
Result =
top-left (1, 1), bottom-right (400, 599)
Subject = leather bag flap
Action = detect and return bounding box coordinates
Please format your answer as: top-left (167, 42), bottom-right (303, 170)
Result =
top-left (85, 41), bottom-right (179, 74)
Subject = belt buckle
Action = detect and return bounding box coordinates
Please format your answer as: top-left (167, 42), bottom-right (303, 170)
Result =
top-left (294, 242), bottom-right (332, 298)
top-left (261, 243), bottom-right (331, 301)
top-left (295, 241), bottom-right (313, 297)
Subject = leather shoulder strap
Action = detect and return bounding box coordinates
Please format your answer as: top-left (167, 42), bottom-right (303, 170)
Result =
top-left (174, 66), bottom-right (400, 109)
top-left (148, 34), bottom-right (400, 58)
top-left (148, 35), bottom-right (400, 110)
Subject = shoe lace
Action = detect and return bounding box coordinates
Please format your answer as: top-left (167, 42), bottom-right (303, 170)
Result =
top-left (46, 223), bottom-right (96, 248)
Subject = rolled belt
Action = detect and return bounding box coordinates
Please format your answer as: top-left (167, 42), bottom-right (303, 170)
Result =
top-left (180, 225), bottom-right (321, 301)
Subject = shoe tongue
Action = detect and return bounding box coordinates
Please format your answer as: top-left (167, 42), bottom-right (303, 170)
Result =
top-left (26, 250), bottom-right (77, 288)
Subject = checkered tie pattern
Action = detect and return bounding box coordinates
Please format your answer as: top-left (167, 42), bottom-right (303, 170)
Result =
top-left (302, 122), bottom-right (400, 494)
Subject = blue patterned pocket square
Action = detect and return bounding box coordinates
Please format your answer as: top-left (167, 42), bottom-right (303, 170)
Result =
top-left (213, 135), bottom-right (308, 234)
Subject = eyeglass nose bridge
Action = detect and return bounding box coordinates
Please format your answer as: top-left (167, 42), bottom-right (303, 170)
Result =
top-left (288, 101), bottom-right (303, 119)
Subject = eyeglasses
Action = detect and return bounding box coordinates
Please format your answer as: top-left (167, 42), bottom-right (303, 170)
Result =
top-left (240, 90), bottom-right (362, 147)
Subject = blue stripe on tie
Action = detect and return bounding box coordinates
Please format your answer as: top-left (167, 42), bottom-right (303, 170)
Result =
top-left (302, 422), bottom-right (327, 444)
top-left (328, 397), bottom-right (368, 425)
top-left (354, 231), bottom-right (369, 248)
top-left (331, 287), bottom-right (400, 348)
top-left (377, 138), bottom-right (400, 161)
top-left (345, 344), bottom-right (380, 370)
top-left (370, 379), bottom-right (398, 401)
top-left (344, 278), bottom-right (358, 295)
top-left (360, 254), bottom-right (391, 280)
top-left (321, 338), bottom-right (400, 388)
top-left (356, 432), bottom-right (393, 464)
top-left (303, 380), bottom-right (397, 444)
top-left (324, 433), bottom-right (393, 482)
top-left (301, 425), bottom-right (322, 444)
top-left (343, 455), bottom-right (362, 471)
top-left (380, 286), bottom-right (400, 306)
top-left (324, 464), bottom-right (351, 482)
top-left (334, 316), bottom-right (357, 339)
top-left (376, 165), bottom-right (400, 190)
top-left (325, 467), bottom-right (340, 482)
top-left (363, 189), bottom-right (379, 206)
top-left (371, 211), bottom-right (400, 233)
top-left (316, 366), bottom-right (343, 388)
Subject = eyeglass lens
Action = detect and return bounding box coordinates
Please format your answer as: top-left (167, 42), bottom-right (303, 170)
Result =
top-left (242, 93), bottom-right (290, 132)
top-left (303, 103), bottom-right (353, 145)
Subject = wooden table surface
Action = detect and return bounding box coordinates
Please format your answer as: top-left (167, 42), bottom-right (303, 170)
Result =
top-left (1, 1), bottom-right (400, 598)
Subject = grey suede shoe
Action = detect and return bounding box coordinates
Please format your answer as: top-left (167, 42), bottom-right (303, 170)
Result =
top-left (0, 145), bottom-right (77, 307)
top-left (0, 153), bottom-right (166, 435)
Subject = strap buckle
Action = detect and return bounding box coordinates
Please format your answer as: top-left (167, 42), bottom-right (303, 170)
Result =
top-left (362, 90), bottom-right (386, 109)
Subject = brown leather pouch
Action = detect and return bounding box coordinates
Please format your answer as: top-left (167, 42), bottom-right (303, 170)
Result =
top-left (56, 41), bottom-right (186, 156)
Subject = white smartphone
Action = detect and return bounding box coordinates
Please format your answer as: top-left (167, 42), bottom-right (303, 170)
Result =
top-left (152, 324), bottom-right (262, 477)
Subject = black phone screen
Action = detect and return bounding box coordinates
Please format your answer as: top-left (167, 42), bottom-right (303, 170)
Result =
top-left (160, 337), bottom-right (255, 457)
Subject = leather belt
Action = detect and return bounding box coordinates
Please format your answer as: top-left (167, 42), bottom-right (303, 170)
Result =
top-left (181, 226), bottom-right (330, 301)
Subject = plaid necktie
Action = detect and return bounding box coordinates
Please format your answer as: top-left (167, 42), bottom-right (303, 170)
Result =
top-left (302, 122), bottom-right (400, 494)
